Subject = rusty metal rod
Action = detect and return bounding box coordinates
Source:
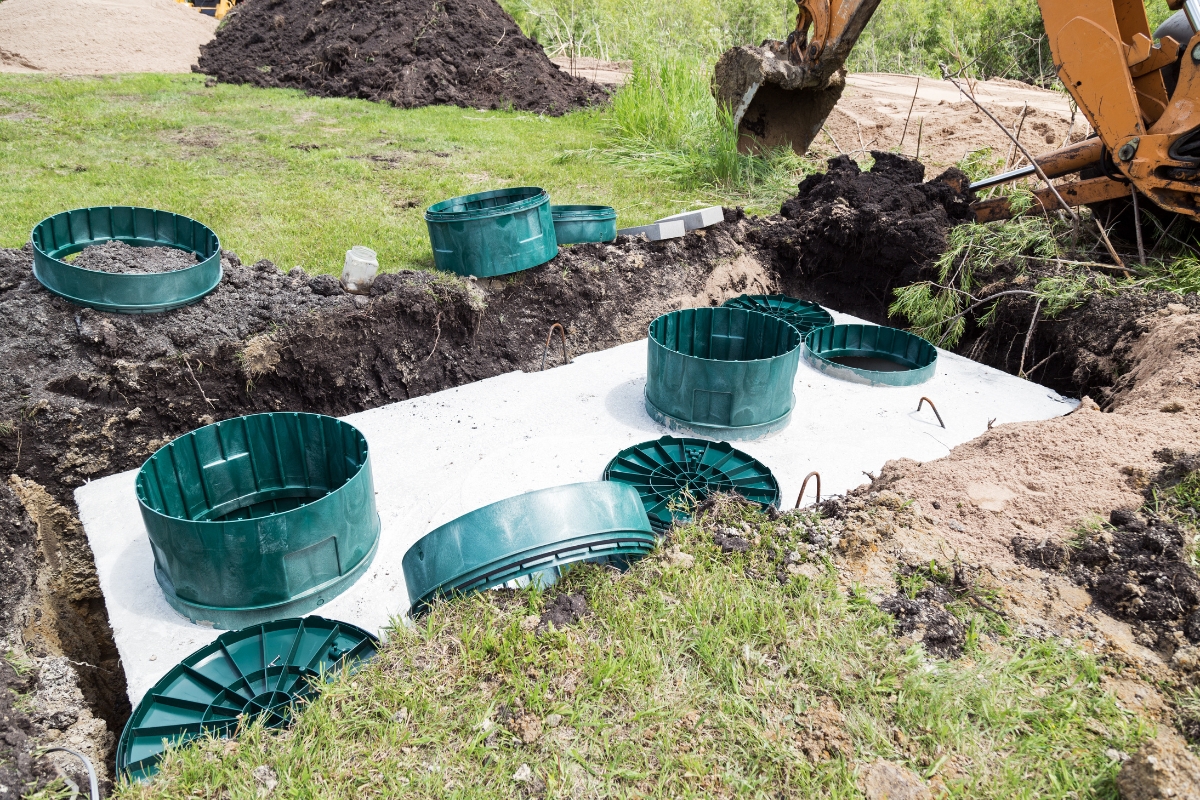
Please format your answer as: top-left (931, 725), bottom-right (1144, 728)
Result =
top-left (917, 397), bottom-right (945, 428)
top-left (794, 471), bottom-right (821, 509)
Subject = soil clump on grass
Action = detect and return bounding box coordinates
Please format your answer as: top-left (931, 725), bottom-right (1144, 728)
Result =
top-left (195, 0), bottom-right (606, 115)
top-left (70, 241), bottom-right (200, 275)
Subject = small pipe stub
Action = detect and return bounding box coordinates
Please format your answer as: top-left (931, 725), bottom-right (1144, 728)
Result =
top-left (402, 482), bottom-right (656, 613)
top-left (645, 307), bottom-right (801, 440)
top-left (803, 324), bottom-right (937, 387)
top-left (721, 294), bottom-right (833, 336)
top-left (136, 413), bottom-right (380, 629)
top-left (604, 436), bottom-right (780, 532)
top-left (31, 206), bottom-right (222, 314)
top-left (117, 617), bottom-right (377, 781)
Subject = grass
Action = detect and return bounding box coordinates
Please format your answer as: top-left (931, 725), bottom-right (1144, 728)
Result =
top-left (0, 73), bottom-right (715, 274)
top-left (117, 498), bottom-right (1151, 799)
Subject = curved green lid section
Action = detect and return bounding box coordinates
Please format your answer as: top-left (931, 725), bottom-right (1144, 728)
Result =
top-left (425, 187), bottom-right (557, 277)
top-left (402, 482), bottom-right (656, 613)
top-left (645, 307), bottom-right (801, 441)
top-left (117, 616), bottom-right (377, 781)
top-left (603, 436), bottom-right (780, 532)
top-left (136, 413), bottom-right (380, 629)
top-left (803, 324), bottom-right (938, 387)
top-left (722, 294), bottom-right (833, 336)
top-left (551, 205), bottom-right (617, 244)
top-left (31, 206), bottom-right (222, 314)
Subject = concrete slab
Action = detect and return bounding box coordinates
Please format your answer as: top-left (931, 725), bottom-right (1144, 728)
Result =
top-left (76, 310), bottom-right (1076, 705)
top-left (616, 219), bottom-right (686, 241)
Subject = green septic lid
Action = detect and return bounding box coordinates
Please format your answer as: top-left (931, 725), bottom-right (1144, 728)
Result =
top-left (722, 294), bottom-right (833, 336)
top-left (31, 206), bottom-right (222, 314)
top-left (645, 307), bottom-right (801, 441)
top-left (603, 436), bottom-right (780, 532)
top-left (136, 413), bottom-right (380, 629)
top-left (117, 616), bottom-right (377, 781)
top-left (803, 324), bottom-right (938, 387)
top-left (402, 482), bottom-right (656, 613)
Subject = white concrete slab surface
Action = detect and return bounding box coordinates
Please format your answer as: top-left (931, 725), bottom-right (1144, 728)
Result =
top-left (77, 310), bottom-right (1076, 704)
top-left (616, 219), bottom-right (686, 241)
top-left (656, 207), bottom-right (725, 231)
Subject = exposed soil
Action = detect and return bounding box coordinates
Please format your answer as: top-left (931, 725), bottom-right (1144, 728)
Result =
top-left (69, 242), bottom-right (200, 275)
top-left (878, 588), bottom-right (965, 659)
top-left (196, 0), bottom-right (607, 115)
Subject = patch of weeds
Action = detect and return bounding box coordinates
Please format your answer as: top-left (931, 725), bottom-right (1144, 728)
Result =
top-left (123, 497), bottom-right (1152, 799)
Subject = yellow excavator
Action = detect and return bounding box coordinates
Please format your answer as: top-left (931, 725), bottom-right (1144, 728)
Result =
top-left (712, 0), bottom-right (1200, 223)
top-left (175, 0), bottom-right (237, 20)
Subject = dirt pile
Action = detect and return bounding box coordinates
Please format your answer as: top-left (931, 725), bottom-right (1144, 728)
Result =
top-left (753, 153), bottom-right (974, 321)
top-left (195, 0), bottom-right (606, 115)
top-left (71, 242), bottom-right (200, 275)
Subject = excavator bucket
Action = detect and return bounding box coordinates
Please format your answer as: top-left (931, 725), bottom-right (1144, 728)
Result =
top-left (712, 0), bottom-right (880, 155)
top-left (712, 42), bottom-right (845, 155)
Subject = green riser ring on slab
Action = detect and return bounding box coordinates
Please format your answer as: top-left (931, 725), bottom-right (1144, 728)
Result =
top-left (402, 482), bottom-right (656, 613)
top-left (802, 324), bottom-right (938, 387)
top-left (136, 413), bottom-right (380, 629)
top-left (645, 307), bottom-right (801, 441)
top-left (425, 187), bottom-right (558, 277)
top-left (31, 206), bottom-right (222, 314)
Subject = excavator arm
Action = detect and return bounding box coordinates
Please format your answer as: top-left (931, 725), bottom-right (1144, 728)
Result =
top-left (712, 0), bottom-right (1200, 221)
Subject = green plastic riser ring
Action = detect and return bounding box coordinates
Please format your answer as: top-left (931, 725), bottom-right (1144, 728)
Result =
top-left (603, 436), bottom-right (780, 532)
top-left (722, 294), bottom-right (833, 335)
top-left (551, 204), bottom-right (617, 244)
top-left (117, 616), bottom-right (377, 781)
top-left (425, 187), bottom-right (558, 277)
top-left (645, 307), bottom-right (801, 441)
top-left (402, 482), bottom-right (656, 613)
top-left (136, 413), bottom-right (380, 629)
top-left (31, 206), bottom-right (222, 314)
top-left (803, 324), bottom-right (938, 386)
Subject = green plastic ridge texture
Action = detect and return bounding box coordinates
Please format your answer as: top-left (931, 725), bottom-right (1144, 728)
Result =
top-left (117, 616), bottom-right (377, 781)
top-left (603, 436), bottom-right (780, 532)
top-left (645, 307), bottom-right (801, 440)
top-left (31, 206), bottom-right (222, 314)
top-left (425, 187), bottom-right (557, 277)
top-left (402, 482), bottom-right (656, 613)
top-left (136, 413), bottom-right (380, 629)
top-left (803, 324), bottom-right (938, 387)
top-left (722, 294), bottom-right (833, 336)
top-left (550, 204), bottom-right (617, 244)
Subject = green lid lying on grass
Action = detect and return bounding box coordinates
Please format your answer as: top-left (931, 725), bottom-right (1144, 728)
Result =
top-left (117, 617), bottom-right (377, 781)
top-left (136, 413), bottom-right (380, 629)
top-left (802, 324), bottom-right (937, 386)
top-left (645, 307), bottom-right (801, 440)
top-left (402, 482), bottom-right (655, 613)
top-left (603, 436), bottom-right (780, 532)
top-left (31, 206), bottom-right (222, 314)
top-left (425, 187), bottom-right (557, 277)
top-left (722, 294), bottom-right (833, 336)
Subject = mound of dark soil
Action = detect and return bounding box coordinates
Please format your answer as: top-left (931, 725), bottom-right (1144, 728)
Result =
top-left (878, 589), bottom-right (966, 659)
top-left (753, 152), bottom-right (974, 321)
top-left (196, 0), bottom-right (606, 115)
top-left (70, 241), bottom-right (199, 275)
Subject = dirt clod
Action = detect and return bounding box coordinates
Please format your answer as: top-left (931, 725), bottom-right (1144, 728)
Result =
top-left (1116, 730), bottom-right (1200, 800)
top-left (878, 589), bottom-right (966, 659)
top-left (537, 593), bottom-right (588, 631)
top-left (197, 0), bottom-right (607, 115)
top-left (69, 240), bottom-right (200, 274)
top-left (861, 760), bottom-right (932, 800)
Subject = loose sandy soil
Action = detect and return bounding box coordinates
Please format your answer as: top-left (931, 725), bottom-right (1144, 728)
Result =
top-left (0, 0), bottom-right (217, 75)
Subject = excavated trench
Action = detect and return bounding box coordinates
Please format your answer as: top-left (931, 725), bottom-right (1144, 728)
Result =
top-left (1, 152), bottom-right (1189, 792)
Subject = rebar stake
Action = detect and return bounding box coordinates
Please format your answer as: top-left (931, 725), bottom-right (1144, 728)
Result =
top-left (541, 323), bottom-right (570, 371)
top-left (795, 471), bottom-right (821, 509)
top-left (917, 396), bottom-right (945, 428)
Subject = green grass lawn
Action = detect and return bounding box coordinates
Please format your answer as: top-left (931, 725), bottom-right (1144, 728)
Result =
top-left (117, 498), bottom-right (1149, 800)
top-left (0, 73), bottom-right (706, 274)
